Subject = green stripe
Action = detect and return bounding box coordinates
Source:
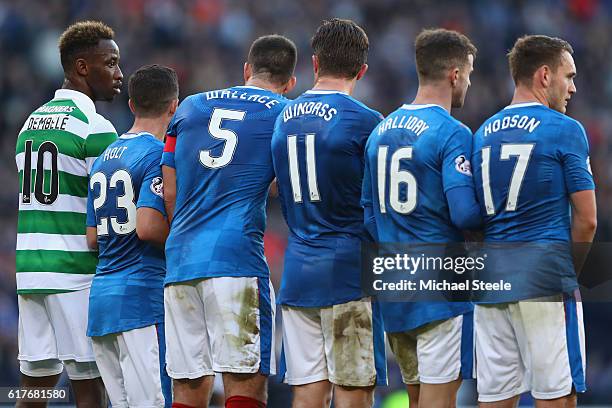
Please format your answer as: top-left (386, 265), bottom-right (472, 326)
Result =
top-left (16, 250), bottom-right (97, 274)
top-left (17, 289), bottom-right (76, 295)
top-left (16, 130), bottom-right (85, 159)
top-left (33, 100), bottom-right (89, 124)
top-left (19, 170), bottom-right (88, 198)
top-left (86, 132), bottom-right (117, 157)
top-left (18, 211), bottom-right (87, 235)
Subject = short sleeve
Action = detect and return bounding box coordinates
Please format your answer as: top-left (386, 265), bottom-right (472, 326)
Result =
top-left (138, 149), bottom-right (167, 216)
top-left (442, 124), bottom-right (474, 193)
top-left (560, 120), bottom-right (595, 193)
top-left (85, 118), bottom-right (117, 174)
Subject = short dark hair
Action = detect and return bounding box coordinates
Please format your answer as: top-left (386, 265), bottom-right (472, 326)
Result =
top-left (311, 18), bottom-right (369, 79)
top-left (59, 20), bottom-right (115, 72)
top-left (415, 28), bottom-right (477, 82)
top-left (247, 35), bottom-right (297, 85)
top-left (508, 35), bottom-right (574, 85)
top-left (128, 64), bottom-right (179, 117)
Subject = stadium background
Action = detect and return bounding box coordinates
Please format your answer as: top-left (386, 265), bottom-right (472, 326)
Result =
top-left (0, 0), bottom-right (611, 406)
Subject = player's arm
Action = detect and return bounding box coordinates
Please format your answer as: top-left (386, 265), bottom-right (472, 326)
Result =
top-left (562, 121), bottom-right (597, 273)
top-left (161, 130), bottom-right (177, 223)
top-left (443, 126), bottom-right (482, 230)
top-left (136, 207), bottom-right (169, 247)
top-left (361, 150), bottom-right (378, 241)
top-left (139, 151), bottom-right (170, 247)
top-left (86, 227), bottom-right (98, 250)
top-left (86, 182), bottom-right (98, 250)
top-left (162, 165), bottom-right (176, 223)
top-left (446, 186), bottom-right (482, 230)
top-left (570, 190), bottom-right (597, 243)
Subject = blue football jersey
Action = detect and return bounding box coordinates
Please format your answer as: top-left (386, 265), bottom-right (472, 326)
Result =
top-left (472, 102), bottom-right (595, 301)
top-left (271, 90), bottom-right (383, 307)
top-left (362, 104), bottom-right (474, 332)
top-left (86, 132), bottom-right (166, 337)
top-left (161, 86), bottom-right (287, 284)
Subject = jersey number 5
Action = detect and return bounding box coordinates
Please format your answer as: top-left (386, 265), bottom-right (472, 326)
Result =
top-left (481, 143), bottom-right (534, 215)
top-left (200, 108), bottom-right (246, 169)
top-left (90, 170), bottom-right (137, 236)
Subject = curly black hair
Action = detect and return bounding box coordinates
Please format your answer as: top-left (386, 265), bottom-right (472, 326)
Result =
top-left (58, 20), bottom-right (115, 72)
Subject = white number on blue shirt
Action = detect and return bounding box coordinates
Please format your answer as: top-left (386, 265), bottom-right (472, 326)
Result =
top-left (90, 170), bottom-right (137, 235)
top-left (200, 108), bottom-right (246, 168)
top-left (481, 143), bottom-right (534, 215)
top-left (377, 146), bottom-right (417, 214)
top-left (287, 134), bottom-right (320, 203)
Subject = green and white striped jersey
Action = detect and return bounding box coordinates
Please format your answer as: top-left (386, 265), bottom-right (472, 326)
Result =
top-left (15, 89), bottom-right (117, 294)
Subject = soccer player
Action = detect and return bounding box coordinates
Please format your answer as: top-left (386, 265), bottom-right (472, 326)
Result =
top-left (86, 64), bottom-right (177, 408)
top-left (472, 35), bottom-right (596, 407)
top-left (161, 35), bottom-right (297, 408)
top-left (272, 19), bottom-right (387, 408)
top-left (14, 20), bottom-right (122, 406)
top-left (361, 29), bottom-right (480, 408)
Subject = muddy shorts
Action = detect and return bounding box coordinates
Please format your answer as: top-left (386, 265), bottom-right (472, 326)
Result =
top-left (279, 297), bottom-right (387, 387)
top-left (388, 314), bottom-right (470, 385)
top-left (164, 277), bottom-right (275, 379)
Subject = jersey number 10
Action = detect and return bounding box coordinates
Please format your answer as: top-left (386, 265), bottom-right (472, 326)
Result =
top-left (21, 140), bottom-right (59, 205)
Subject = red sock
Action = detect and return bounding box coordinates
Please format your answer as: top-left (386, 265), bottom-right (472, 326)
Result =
top-left (172, 403), bottom-right (197, 408)
top-left (225, 395), bottom-right (266, 408)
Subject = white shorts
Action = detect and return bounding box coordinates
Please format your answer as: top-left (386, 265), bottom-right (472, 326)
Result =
top-left (388, 314), bottom-right (471, 385)
top-left (475, 297), bottom-right (586, 402)
top-left (92, 325), bottom-right (166, 408)
top-left (280, 298), bottom-right (387, 387)
top-left (18, 289), bottom-right (99, 379)
top-left (164, 277), bottom-right (276, 379)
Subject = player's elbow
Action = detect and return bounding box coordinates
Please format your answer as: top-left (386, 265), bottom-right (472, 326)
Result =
top-left (580, 215), bottom-right (598, 235)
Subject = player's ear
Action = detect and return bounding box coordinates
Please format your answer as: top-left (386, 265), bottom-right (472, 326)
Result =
top-left (282, 76), bottom-right (297, 94)
top-left (355, 64), bottom-right (368, 81)
top-left (539, 65), bottom-right (552, 88)
top-left (450, 67), bottom-right (460, 87)
top-left (168, 98), bottom-right (179, 116)
top-left (128, 98), bottom-right (136, 115)
top-left (312, 55), bottom-right (319, 75)
top-left (74, 57), bottom-right (88, 77)
top-left (243, 62), bottom-right (252, 83)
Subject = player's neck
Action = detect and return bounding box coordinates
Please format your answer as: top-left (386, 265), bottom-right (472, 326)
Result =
top-left (62, 78), bottom-right (94, 101)
top-left (312, 76), bottom-right (356, 95)
top-left (244, 78), bottom-right (284, 95)
top-left (510, 86), bottom-right (549, 108)
top-left (412, 84), bottom-right (452, 112)
top-left (127, 118), bottom-right (167, 141)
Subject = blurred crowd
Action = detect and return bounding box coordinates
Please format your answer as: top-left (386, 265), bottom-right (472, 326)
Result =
top-left (1, 0), bottom-right (612, 404)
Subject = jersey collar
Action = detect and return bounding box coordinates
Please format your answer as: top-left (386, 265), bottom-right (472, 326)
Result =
top-left (503, 102), bottom-right (543, 110)
top-left (120, 131), bottom-right (153, 139)
top-left (305, 89), bottom-right (349, 95)
top-left (400, 103), bottom-right (445, 111)
top-left (53, 89), bottom-right (96, 115)
top-left (234, 85), bottom-right (266, 91)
